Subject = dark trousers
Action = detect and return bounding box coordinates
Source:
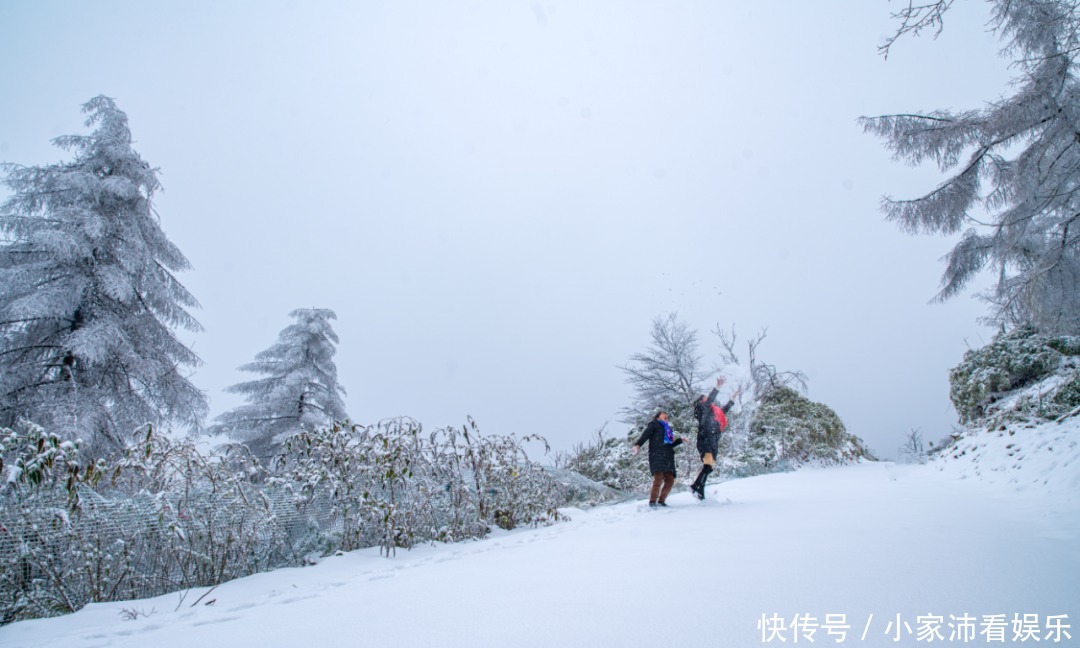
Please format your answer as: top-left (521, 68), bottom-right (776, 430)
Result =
top-left (649, 471), bottom-right (675, 503)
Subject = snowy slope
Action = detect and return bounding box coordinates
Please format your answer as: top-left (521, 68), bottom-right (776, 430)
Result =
top-left (937, 397), bottom-right (1080, 499)
top-left (2, 455), bottom-right (1076, 648)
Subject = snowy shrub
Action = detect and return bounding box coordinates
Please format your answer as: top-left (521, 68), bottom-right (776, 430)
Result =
top-left (109, 430), bottom-right (285, 588)
top-left (0, 422), bottom-right (119, 621)
top-left (734, 386), bottom-right (872, 475)
top-left (273, 418), bottom-right (563, 555)
top-left (949, 327), bottom-right (1080, 424)
top-left (0, 421), bottom-right (105, 500)
top-left (1047, 372), bottom-right (1080, 416)
top-left (555, 422), bottom-right (704, 494)
top-left (557, 427), bottom-right (650, 492)
top-left (0, 424), bottom-right (283, 624)
top-left (0, 417), bottom-right (567, 624)
top-left (454, 425), bottom-right (553, 531)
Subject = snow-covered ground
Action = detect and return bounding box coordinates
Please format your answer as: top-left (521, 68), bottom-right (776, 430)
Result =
top-left (2, 425), bottom-right (1077, 648)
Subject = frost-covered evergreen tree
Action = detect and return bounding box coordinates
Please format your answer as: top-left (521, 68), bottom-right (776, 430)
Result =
top-left (211, 308), bottom-right (348, 460)
top-left (863, 1), bottom-right (1080, 334)
top-left (0, 96), bottom-right (207, 456)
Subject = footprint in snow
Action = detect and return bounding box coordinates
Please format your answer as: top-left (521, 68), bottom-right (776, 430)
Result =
top-left (191, 616), bottom-right (241, 626)
top-left (367, 572), bottom-right (395, 581)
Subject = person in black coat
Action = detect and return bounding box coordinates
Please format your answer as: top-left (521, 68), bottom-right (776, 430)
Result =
top-left (690, 376), bottom-right (740, 499)
top-left (631, 411), bottom-right (687, 507)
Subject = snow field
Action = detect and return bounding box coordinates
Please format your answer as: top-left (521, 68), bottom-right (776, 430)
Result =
top-left (2, 456), bottom-right (1076, 648)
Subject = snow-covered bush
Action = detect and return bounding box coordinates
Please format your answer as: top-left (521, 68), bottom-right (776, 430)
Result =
top-left (273, 417), bottom-right (563, 555)
top-left (111, 430), bottom-right (286, 588)
top-left (556, 423), bottom-right (700, 494)
top-left (1047, 371), bottom-right (1080, 417)
top-left (556, 428), bottom-right (648, 492)
top-left (0, 424), bottom-right (282, 624)
top-left (730, 386), bottom-right (872, 476)
top-left (935, 327), bottom-right (1080, 499)
top-left (0, 420), bottom-right (105, 499)
top-left (0, 418), bottom-right (565, 624)
top-left (949, 326), bottom-right (1080, 424)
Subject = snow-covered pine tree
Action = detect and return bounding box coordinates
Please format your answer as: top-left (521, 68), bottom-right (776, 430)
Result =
top-left (210, 308), bottom-right (348, 461)
top-left (0, 96), bottom-right (207, 456)
top-left (862, 0), bottom-right (1080, 335)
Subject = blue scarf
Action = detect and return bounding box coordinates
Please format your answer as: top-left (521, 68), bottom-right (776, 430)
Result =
top-left (660, 419), bottom-right (674, 445)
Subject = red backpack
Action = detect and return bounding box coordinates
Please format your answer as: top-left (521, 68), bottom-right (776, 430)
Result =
top-left (710, 403), bottom-right (728, 431)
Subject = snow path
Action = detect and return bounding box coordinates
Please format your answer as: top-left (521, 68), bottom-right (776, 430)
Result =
top-left (2, 462), bottom-right (1077, 647)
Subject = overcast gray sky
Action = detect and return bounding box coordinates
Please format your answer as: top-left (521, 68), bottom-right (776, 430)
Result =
top-left (0, 1), bottom-right (1012, 459)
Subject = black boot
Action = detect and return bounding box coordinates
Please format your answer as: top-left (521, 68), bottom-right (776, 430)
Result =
top-left (692, 465), bottom-right (713, 500)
